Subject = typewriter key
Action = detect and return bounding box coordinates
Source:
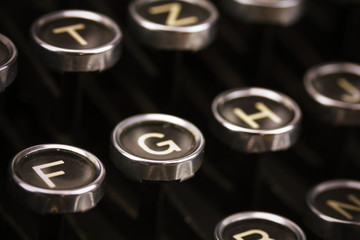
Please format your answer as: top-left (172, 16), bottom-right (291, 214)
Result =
top-left (8, 144), bottom-right (105, 239)
top-left (221, 0), bottom-right (304, 26)
top-left (110, 113), bottom-right (204, 182)
top-left (31, 10), bottom-right (122, 133)
top-left (110, 113), bottom-right (204, 239)
top-left (128, 0), bottom-right (219, 51)
top-left (31, 9), bottom-right (122, 72)
top-left (8, 144), bottom-right (105, 213)
top-left (0, 34), bottom-right (17, 92)
top-left (304, 62), bottom-right (360, 126)
top-left (214, 211), bottom-right (306, 240)
top-left (212, 87), bottom-right (302, 153)
top-left (306, 179), bottom-right (360, 240)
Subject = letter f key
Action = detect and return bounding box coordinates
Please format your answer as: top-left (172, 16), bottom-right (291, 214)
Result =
top-left (32, 160), bottom-right (65, 188)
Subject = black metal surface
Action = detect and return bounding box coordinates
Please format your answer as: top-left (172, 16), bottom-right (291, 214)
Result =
top-left (1, 0), bottom-right (360, 239)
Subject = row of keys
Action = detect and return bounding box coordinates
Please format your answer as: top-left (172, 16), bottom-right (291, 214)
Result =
top-left (0, 0), bottom-right (306, 90)
top-left (2, 24), bottom-right (360, 130)
top-left (9, 96), bottom-right (295, 199)
top-left (8, 141), bottom-right (360, 239)
top-left (3, 24), bottom-right (360, 140)
top-left (5, 77), bottom-right (360, 240)
top-left (7, 114), bottom-right (204, 213)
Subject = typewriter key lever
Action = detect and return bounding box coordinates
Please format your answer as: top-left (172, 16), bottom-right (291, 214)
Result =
top-left (212, 87), bottom-right (302, 153)
top-left (0, 34), bottom-right (17, 92)
top-left (110, 113), bottom-right (205, 239)
top-left (306, 179), bottom-right (360, 240)
top-left (128, 0), bottom-right (219, 107)
top-left (8, 144), bottom-right (106, 239)
top-left (214, 211), bottom-right (306, 240)
top-left (31, 10), bottom-right (122, 133)
top-left (31, 9), bottom-right (122, 72)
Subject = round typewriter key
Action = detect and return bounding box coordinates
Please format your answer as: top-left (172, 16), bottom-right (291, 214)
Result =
top-left (222, 0), bottom-right (304, 26)
top-left (128, 0), bottom-right (219, 51)
top-left (8, 144), bottom-right (105, 214)
top-left (214, 211), bottom-right (306, 240)
top-left (110, 113), bottom-right (205, 182)
top-left (212, 87), bottom-right (301, 153)
top-left (110, 113), bottom-right (204, 239)
top-left (31, 9), bottom-right (122, 72)
top-left (304, 62), bottom-right (360, 126)
top-left (306, 179), bottom-right (360, 240)
top-left (0, 34), bottom-right (17, 92)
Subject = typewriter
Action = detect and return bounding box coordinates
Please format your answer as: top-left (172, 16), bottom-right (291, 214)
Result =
top-left (1, 0), bottom-right (360, 239)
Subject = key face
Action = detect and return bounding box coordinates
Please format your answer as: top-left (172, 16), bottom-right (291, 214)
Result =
top-left (110, 113), bottom-right (205, 182)
top-left (306, 180), bottom-right (360, 239)
top-left (38, 19), bottom-right (115, 49)
top-left (214, 212), bottom-right (306, 240)
top-left (219, 96), bottom-right (293, 130)
top-left (0, 34), bottom-right (17, 92)
top-left (212, 87), bottom-right (301, 153)
top-left (15, 150), bottom-right (97, 190)
top-left (128, 0), bottom-right (219, 50)
top-left (8, 144), bottom-right (106, 214)
top-left (120, 122), bottom-right (195, 160)
top-left (31, 10), bottom-right (122, 72)
top-left (224, 220), bottom-right (296, 240)
top-left (312, 73), bottom-right (360, 103)
top-left (137, 1), bottom-right (209, 27)
top-left (304, 62), bottom-right (360, 125)
top-left (315, 189), bottom-right (360, 221)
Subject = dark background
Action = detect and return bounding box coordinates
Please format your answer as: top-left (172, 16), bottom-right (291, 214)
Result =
top-left (1, 0), bottom-right (360, 239)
